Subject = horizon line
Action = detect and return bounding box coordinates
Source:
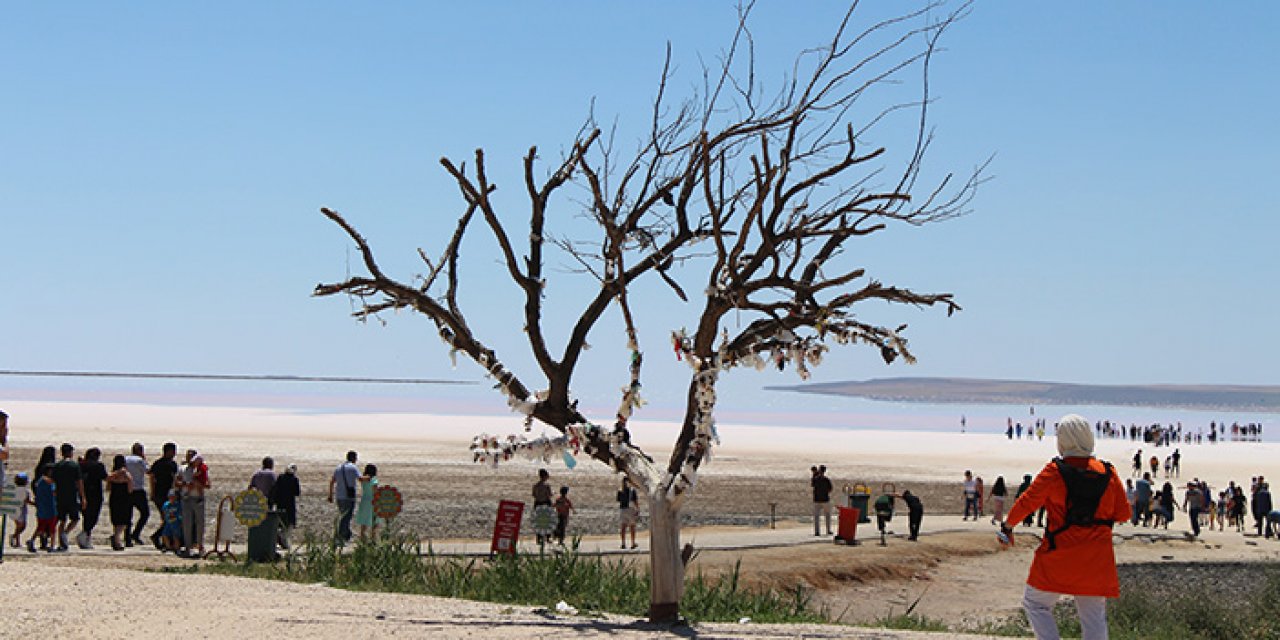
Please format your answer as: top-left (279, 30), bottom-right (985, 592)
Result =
top-left (0, 370), bottom-right (473, 385)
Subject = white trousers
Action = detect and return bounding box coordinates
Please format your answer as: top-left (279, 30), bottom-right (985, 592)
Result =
top-left (1022, 584), bottom-right (1108, 640)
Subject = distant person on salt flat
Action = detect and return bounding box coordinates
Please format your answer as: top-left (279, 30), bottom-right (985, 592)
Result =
top-left (1001, 414), bottom-right (1130, 640)
top-left (810, 465), bottom-right (833, 536)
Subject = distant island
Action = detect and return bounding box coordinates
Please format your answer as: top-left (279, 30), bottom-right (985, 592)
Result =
top-left (767, 377), bottom-right (1280, 413)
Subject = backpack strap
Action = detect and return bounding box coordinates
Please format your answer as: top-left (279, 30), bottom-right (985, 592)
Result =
top-left (1044, 458), bottom-right (1115, 551)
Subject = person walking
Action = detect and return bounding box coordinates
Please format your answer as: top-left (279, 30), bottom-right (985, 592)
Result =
top-left (530, 468), bottom-right (554, 546)
top-left (147, 443), bottom-right (180, 550)
top-left (272, 464), bottom-right (301, 549)
top-left (1000, 414), bottom-right (1130, 640)
top-left (811, 465), bottom-right (833, 536)
top-left (1132, 472), bottom-right (1153, 526)
top-left (1183, 481), bottom-right (1204, 538)
top-left (77, 448), bottom-right (108, 549)
top-left (123, 442), bottom-right (150, 547)
top-left (989, 476), bottom-right (1008, 525)
top-left (106, 455), bottom-right (133, 551)
top-left (1015, 474), bottom-right (1034, 526)
top-left (902, 489), bottom-right (924, 541)
top-left (354, 464), bottom-right (380, 541)
top-left (328, 450), bottom-right (359, 545)
top-left (1254, 483), bottom-right (1273, 538)
top-left (51, 443), bottom-right (85, 552)
top-left (553, 486), bottom-right (575, 545)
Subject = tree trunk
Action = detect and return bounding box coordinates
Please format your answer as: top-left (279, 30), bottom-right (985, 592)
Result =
top-left (647, 493), bottom-right (683, 623)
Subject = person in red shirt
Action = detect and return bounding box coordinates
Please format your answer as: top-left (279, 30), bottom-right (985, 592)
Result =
top-left (1002, 414), bottom-right (1130, 640)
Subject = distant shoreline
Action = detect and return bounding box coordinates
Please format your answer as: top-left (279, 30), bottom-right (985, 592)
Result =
top-left (769, 377), bottom-right (1280, 413)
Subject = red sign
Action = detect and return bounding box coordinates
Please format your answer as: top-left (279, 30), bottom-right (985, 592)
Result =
top-left (490, 500), bottom-right (525, 556)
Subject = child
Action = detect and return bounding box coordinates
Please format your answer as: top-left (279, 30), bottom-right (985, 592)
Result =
top-left (553, 486), bottom-right (574, 545)
top-left (30, 467), bottom-right (57, 552)
top-left (9, 472), bottom-right (30, 548)
top-left (161, 490), bottom-right (183, 552)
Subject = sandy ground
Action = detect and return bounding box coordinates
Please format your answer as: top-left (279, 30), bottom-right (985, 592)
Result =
top-left (3, 399), bottom-right (1279, 637)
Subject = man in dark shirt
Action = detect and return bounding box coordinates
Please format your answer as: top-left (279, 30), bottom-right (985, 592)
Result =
top-left (78, 447), bottom-right (109, 549)
top-left (148, 442), bottom-right (180, 549)
top-left (811, 465), bottom-right (834, 536)
top-left (902, 489), bottom-right (925, 541)
top-left (1254, 482), bottom-right (1273, 538)
top-left (51, 443), bottom-right (85, 552)
top-left (272, 463), bottom-right (301, 549)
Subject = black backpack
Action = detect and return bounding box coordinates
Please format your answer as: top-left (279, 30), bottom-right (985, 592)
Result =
top-left (1045, 458), bottom-right (1114, 551)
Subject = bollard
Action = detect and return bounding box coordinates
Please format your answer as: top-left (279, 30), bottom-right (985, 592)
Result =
top-left (768, 502), bottom-right (777, 529)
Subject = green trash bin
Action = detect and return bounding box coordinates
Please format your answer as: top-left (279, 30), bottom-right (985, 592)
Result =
top-left (247, 510), bottom-right (280, 562)
top-left (846, 483), bottom-right (871, 524)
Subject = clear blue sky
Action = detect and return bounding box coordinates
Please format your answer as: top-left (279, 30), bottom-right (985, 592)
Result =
top-left (3, 2), bottom-right (1278, 417)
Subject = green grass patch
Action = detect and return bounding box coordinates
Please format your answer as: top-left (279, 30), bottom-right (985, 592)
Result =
top-left (203, 528), bottom-right (825, 624)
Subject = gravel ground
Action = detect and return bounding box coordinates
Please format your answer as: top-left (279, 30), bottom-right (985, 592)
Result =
top-left (1117, 561), bottom-right (1280, 603)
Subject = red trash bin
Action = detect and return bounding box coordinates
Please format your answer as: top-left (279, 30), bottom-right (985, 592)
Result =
top-left (836, 506), bottom-right (860, 544)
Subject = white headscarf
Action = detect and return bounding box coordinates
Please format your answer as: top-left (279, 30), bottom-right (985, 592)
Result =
top-left (1056, 414), bottom-right (1095, 458)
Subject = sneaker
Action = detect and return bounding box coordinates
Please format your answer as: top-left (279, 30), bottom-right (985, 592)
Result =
top-left (124, 537), bottom-right (134, 548)
top-left (152, 536), bottom-right (164, 551)
top-left (26, 540), bottom-right (36, 553)
top-left (76, 531), bottom-right (91, 549)
top-left (631, 543), bottom-right (638, 549)
top-left (59, 532), bottom-right (69, 548)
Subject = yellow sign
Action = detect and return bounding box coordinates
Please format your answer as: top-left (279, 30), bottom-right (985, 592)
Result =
top-left (232, 488), bottom-right (268, 527)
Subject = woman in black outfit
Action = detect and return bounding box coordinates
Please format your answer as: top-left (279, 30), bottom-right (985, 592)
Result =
top-left (107, 455), bottom-right (133, 551)
top-left (989, 476), bottom-right (1008, 525)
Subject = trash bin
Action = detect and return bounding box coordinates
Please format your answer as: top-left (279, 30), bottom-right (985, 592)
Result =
top-left (246, 510), bottom-right (280, 562)
top-left (846, 483), bottom-right (871, 523)
top-left (835, 506), bottom-right (860, 544)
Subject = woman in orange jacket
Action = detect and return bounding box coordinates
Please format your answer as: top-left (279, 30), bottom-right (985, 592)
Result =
top-left (1002, 414), bottom-right (1130, 640)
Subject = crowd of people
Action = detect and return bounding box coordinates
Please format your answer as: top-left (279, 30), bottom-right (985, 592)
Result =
top-left (3, 440), bottom-right (217, 556)
top-left (0, 408), bottom-right (324, 557)
top-left (1003, 417), bottom-right (1266, 446)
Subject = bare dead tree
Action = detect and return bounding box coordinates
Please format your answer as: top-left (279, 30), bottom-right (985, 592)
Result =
top-left (315, 1), bottom-right (982, 622)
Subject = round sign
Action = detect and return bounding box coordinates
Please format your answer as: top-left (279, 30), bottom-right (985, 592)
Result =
top-left (233, 488), bottom-right (268, 527)
top-left (372, 485), bottom-right (403, 520)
